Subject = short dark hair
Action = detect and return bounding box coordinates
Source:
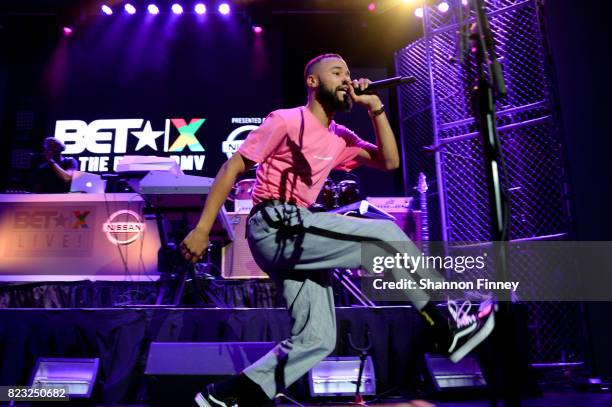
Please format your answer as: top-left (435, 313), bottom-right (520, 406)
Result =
top-left (303, 53), bottom-right (344, 84)
top-left (43, 137), bottom-right (66, 152)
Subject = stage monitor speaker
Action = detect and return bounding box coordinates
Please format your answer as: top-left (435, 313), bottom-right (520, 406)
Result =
top-left (221, 212), bottom-right (269, 279)
top-left (145, 342), bottom-right (275, 406)
top-left (145, 342), bottom-right (275, 375)
top-left (424, 353), bottom-right (486, 391)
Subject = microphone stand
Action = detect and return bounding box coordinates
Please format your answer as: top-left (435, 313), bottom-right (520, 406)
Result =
top-left (467, 0), bottom-right (520, 405)
top-left (348, 331), bottom-right (373, 405)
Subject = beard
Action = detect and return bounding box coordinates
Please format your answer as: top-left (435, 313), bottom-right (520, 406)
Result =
top-left (317, 82), bottom-right (353, 113)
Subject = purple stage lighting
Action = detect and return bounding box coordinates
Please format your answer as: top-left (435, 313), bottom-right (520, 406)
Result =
top-left (368, 3), bottom-right (376, 12)
top-left (124, 3), bottom-right (136, 14)
top-left (252, 25), bottom-right (263, 34)
top-left (147, 4), bottom-right (160, 15)
top-left (218, 3), bottom-right (231, 15)
top-left (63, 27), bottom-right (73, 36)
top-left (171, 3), bottom-right (184, 14)
top-left (438, 2), bottom-right (449, 12)
top-left (194, 3), bottom-right (207, 14)
top-left (101, 5), bottom-right (113, 15)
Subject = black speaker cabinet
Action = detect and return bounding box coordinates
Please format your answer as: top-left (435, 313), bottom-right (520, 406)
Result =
top-left (144, 342), bottom-right (274, 405)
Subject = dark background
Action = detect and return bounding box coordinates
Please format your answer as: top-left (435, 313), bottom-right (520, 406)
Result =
top-left (542, 0), bottom-right (612, 379)
top-left (0, 0), bottom-right (610, 377)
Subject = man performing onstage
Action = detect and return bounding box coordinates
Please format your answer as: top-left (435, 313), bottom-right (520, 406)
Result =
top-left (32, 136), bottom-right (77, 193)
top-left (181, 54), bottom-right (496, 407)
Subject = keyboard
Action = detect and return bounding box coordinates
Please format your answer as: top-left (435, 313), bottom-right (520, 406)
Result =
top-left (139, 171), bottom-right (214, 195)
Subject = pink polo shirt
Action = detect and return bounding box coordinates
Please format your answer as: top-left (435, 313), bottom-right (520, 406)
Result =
top-left (238, 107), bottom-right (374, 208)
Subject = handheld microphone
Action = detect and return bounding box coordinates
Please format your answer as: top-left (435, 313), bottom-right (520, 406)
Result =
top-left (354, 76), bottom-right (417, 95)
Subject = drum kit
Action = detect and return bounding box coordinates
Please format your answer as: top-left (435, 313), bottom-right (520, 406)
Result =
top-left (312, 177), bottom-right (362, 211)
top-left (231, 178), bottom-right (257, 200)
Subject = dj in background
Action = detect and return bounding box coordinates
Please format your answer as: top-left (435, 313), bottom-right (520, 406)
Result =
top-left (32, 137), bottom-right (78, 193)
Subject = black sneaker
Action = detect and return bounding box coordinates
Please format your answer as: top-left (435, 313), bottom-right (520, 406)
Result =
top-left (447, 299), bottom-right (496, 363)
top-left (193, 384), bottom-right (236, 407)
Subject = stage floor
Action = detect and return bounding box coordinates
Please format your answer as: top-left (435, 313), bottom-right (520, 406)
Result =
top-left (0, 304), bottom-right (541, 406)
top-left (0, 306), bottom-right (428, 404)
top-left (436, 391), bottom-right (612, 406)
top-left (17, 391), bottom-right (612, 406)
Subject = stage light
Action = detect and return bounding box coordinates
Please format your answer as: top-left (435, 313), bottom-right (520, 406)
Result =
top-left (425, 354), bottom-right (486, 390)
top-left (438, 2), bottom-right (450, 12)
top-left (124, 3), bottom-right (136, 14)
top-left (101, 5), bottom-right (113, 15)
top-left (462, 0), bottom-right (468, 4)
top-left (30, 358), bottom-right (100, 399)
top-left (147, 4), bottom-right (160, 15)
top-left (252, 25), bottom-right (263, 34)
top-left (367, 3), bottom-right (376, 12)
top-left (218, 3), bottom-right (231, 15)
top-left (63, 27), bottom-right (73, 36)
top-left (194, 3), bottom-right (207, 14)
top-left (309, 357), bottom-right (376, 397)
top-left (171, 3), bottom-right (183, 14)
top-left (414, 7), bottom-right (423, 18)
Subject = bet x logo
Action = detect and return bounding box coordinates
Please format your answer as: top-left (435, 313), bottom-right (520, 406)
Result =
top-left (168, 118), bottom-right (206, 152)
top-left (72, 211), bottom-right (90, 229)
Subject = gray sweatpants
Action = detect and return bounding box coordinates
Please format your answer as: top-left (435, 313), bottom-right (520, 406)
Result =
top-left (242, 202), bottom-right (442, 399)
